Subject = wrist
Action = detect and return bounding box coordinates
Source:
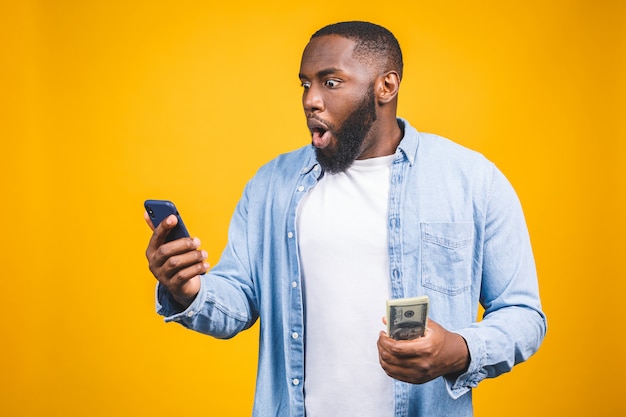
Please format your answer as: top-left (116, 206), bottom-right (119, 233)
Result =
top-left (172, 293), bottom-right (196, 310)
top-left (444, 331), bottom-right (470, 376)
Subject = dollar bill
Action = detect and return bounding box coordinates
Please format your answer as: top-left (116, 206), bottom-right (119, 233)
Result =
top-left (386, 296), bottom-right (429, 340)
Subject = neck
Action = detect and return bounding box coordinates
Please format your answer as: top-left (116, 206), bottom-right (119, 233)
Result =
top-left (356, 116), bottom-right (402, 160)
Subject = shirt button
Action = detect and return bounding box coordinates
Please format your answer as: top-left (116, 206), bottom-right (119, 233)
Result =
top-left (187, 311), bottom-right (194, 317)
top-left (291, 332), bottom-right (299, 339)
top-left (297, 185), bottom-right (305, 192)
top-left (288, 232), bottom-right (294, 239)
top-left (292, 378), bottom-right (300, 386)
top-left (292, 281), bottom-right (298, 288)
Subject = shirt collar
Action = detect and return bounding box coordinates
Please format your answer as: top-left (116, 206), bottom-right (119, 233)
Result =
top-left (395, 117), bottom-right (419, 166)
top-left (299, 147), bottom-right (322, 176)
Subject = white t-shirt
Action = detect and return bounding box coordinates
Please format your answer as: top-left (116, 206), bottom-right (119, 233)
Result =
top-left (297, 155), bottom-right (396, 417)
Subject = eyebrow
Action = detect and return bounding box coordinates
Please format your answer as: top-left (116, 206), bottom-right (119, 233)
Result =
top-left (299, 67), bottom-right (343, 80)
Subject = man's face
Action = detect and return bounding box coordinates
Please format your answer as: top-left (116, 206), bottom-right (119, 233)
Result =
top-left (299, 35), bottom-right (378, 173)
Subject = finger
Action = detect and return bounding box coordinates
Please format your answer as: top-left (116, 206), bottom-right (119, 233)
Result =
top-left (153, 214), bottom-right (178, 245)
top-left (380, 358), bottom-right (432, 385)
top-left (378, 331), bottom-right (410, 352)
top-left (150, 238), bottom-right (203, 273)
top-left (378, 337), bottom-right (415, 379)
top-left (377, 332), bottom-right (408, 365)
top-left (166, 259), bottom-right (209, 288)
top-left (146, 215), bottom-right (180, 257)
top-left (378, 338), bottom-right (434, 384)
top-left (378, 332), bottom-right (429, 359)
top-left (161, 247), bottom-right (208, 277)
top-left (378, 331), bottom-right (401, 355)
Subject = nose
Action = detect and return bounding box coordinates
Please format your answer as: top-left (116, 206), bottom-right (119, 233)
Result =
top-left (302, 84), bottom-right (324, 113)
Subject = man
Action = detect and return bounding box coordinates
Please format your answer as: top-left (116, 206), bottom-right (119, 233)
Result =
top-left (145, 21), bottom-right (546, 416)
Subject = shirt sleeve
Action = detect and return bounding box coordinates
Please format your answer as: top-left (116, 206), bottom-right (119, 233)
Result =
top-left (444, 166), bottom-right (547, 399)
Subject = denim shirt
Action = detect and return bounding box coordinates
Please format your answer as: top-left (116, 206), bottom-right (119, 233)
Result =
top-left (157, 118), bottom-right (546, 417)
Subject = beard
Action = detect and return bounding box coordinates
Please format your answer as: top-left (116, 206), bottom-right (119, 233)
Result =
top-left (315, 85), bottom-right (377, 174)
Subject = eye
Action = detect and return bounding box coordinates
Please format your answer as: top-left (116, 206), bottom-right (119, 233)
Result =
top-left (301, 81), bottom-right (311, 89)
top-left (324, 79), bottom-right (340, 88)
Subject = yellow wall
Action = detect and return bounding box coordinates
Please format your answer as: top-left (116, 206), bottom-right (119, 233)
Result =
top-left (2, 1), bottom-right (624, 415)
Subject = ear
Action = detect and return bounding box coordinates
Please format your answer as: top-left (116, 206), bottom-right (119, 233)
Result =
top-left (376, 71), bottom-right (400, 105)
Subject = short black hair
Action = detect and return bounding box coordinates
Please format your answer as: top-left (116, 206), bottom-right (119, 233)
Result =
top-left (311, 21), bottom-right (403, 79)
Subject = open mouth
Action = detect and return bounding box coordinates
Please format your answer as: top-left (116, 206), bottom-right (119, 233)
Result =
top-left (311, 128), bottom-right (331, 149)
top-left (307, 119), bottom-right (331, 149)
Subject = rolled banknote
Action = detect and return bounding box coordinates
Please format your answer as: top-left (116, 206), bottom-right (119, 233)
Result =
top-left (386, 296), bottom-right (429, 340)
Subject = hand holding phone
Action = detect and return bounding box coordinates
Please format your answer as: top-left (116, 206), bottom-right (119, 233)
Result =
top-left (144, 199), bottom-right (206, 309)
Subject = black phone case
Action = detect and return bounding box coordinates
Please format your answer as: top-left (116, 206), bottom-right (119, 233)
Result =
top-left (144, 199), bottom-right (190, 242)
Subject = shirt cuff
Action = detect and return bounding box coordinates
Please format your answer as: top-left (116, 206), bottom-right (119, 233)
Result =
top-left (443, 329), bottom-right (488, 399)
top-left (155, 277), bottom-right (205, 324)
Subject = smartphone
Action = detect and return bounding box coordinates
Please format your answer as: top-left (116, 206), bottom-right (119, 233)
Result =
top-left (144, 199), bottom-right (190, 242)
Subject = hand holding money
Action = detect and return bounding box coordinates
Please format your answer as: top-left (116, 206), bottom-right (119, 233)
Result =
top-left (378, 308), bottom-right (471, 385)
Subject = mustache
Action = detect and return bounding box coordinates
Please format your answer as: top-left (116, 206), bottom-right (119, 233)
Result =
top-left (305, 114), bottom-right (332, 130)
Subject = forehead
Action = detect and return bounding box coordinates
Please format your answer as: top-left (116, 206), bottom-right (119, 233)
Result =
top-left (299, 35), bottom-right (365, 77)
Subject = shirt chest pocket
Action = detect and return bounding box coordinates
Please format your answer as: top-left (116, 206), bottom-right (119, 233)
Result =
top-left (420, 222), bottom-right (474, 296)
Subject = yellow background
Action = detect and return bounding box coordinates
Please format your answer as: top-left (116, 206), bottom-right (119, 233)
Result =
top-left (2, 1), bottom-right (624, 416)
